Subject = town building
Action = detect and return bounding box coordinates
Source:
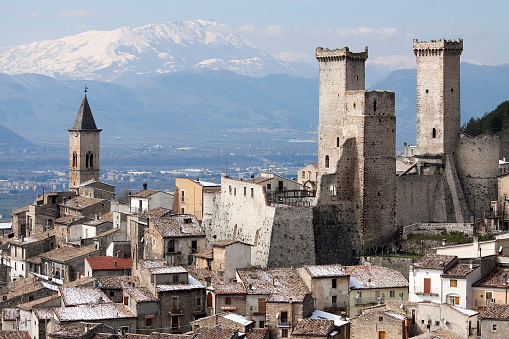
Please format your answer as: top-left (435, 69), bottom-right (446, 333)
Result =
top-left (174, 178), bottom-right (220, 219)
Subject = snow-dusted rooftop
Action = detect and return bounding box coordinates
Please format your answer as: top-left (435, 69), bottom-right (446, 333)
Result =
top-left (53, 303), bottom-right (135, 322)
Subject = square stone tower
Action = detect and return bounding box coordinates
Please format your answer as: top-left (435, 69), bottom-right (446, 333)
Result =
top-left (316, 46), bottom-right (367, 176)
top-left (316, 46), bottom-right (396, 251)
top-left (414, 39), bottom-right (463, 156)
top-left (68, 93), bottom-right (101, 189)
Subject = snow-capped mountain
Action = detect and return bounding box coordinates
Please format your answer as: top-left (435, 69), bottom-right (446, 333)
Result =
top-left (0, 20), bottom-right (314, 84)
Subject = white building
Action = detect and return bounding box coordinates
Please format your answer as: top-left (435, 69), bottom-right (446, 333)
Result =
top-left (129, 188), bottom-right (173, 214)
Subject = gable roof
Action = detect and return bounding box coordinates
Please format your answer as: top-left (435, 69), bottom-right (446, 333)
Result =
top-left (479, 303), bottom-right (509, 319)
top-left (59, 286), bottom-right (112, 306)
top-left (86, 256), bottom-right (132, 271)
top-left (69, 94), bottom-right (99, 130)
top-left (303, 264), bottom-right (348, 278)
top-left (151, 215), bottom-right (204, 238)
top-left (40, 245), bottom-right (97, 263)
top-left (414, 254), bottom-right (457, 270)
top-left (237, 267), bottom-right (309, 295)
top-left (345, 265), bottom-right (408, 289)
top-left (473, 268), bottom-right (509, 288)
top-left (53, 303), bottom-right (135, 322)
top-left (292, 319), bottom-right (333, 336)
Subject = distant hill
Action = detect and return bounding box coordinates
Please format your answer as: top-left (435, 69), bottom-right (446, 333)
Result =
top-left (0, 124), bottom-right (30, 144)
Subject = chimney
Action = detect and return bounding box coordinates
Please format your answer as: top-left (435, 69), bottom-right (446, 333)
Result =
top-left (114, 260), bottom-right (117, 269)
top-left (143, 183), bottom-right (147, 190)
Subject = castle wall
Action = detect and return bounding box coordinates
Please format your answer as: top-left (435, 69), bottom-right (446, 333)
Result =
top-left (456, 134), bottom-right (499, 218)
top-left (204, 177), bottom-right (315, 268)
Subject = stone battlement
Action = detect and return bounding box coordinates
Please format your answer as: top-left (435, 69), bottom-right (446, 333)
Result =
top-left (316, 46), bottom-right (368, 61)
top-left (413, 39), bottom-right (463, 55)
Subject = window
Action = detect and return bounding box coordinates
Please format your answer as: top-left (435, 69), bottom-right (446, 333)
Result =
top-left (332, 295), bottom-right (337, 306)
top-left (450, 280), bottom-right (457, 287)
top-left (493, 324), bottom-right (497, 330)
top-left (259, 320), bottom-right (265, 328)
top-left (90, 153), bottom-right (94, 167)
top-left (325, 155), bottom-right (330, 168)
top-left (432, 128), bottom-right (436, 138)
top-left (390, 290), bottom-right (395, 298)
top-left (281, 329), bottom-right (288, 338)
top-left (301, 171), bottom-right (305, 178)
top-left (373, 100), bottom-right (377, 112)
top-left (110, 291), bottom-right (115, 297)
top-left (145, 316), bottom-right (153, 327)
top-left (173, 275), bottom-right (180, 283)
top-left (188, 255), bottom-right (194, 266)
top-left (180, 189), bottom-right (185, 203)
top-left (234, 188), bottom-right (236, 196)
top-left (72, 152), bottom-right (77, 167)
top-left (267, 184), bottom-right (271, 190)
top-left (171, 296), bottom-right (179, 311)
top-left (244, 187), bottom-right (247, 195)
top-left (123, 296), bottom-right (129, 305)
top-left (258, 298), bottom-right (266, 313)
top-left (332, 278), bottom-right (337, 288)
top-left (168, 240), bottom-right (175, 253)
top-left (435, 321), bottom-right (440, 326)
top-left (379, 316), bottom-right (383, 321)
top-left (207, 292), bottom-right (213, 307)
top-left (196, 297), bottom-right (201, 306)
top-left (251, 188), bottom-right (254, 197)
top-left (225, 296), bottom-right (232, 305)
top-left (229, 185), bottom-right (232, 194)
top-left (336, 137), bottom-right (340, 147)
top-left (191, 240), bottom-right (198, 253)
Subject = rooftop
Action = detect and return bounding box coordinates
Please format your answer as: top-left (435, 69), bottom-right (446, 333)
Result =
top-left (237, 267), bottom-right (309, 295)
top-left (292, 319), bottom-right (333, 336)
top-left (130, 189), bottom-right (160, 198)
top-left (86, 256), bottom-right (132, 271)
top-left (213, 283), bottom-right (246, 295)
top-left (125, 287), bottom-right (157, 302)
top-left (33, 308), bottom-right (53, 320)
top-left (140, 207), bottom-right (172, 219)
top-left (60, 196), bottom-right (105, 210)
top-left (473, 268), bottom-right (509, 288)
top-left (411, 329), bottom-right (464, 339)
top-left (53, 303), bottom-right (135, 322)
top-left (17, 295), bottom-right (60, 311)
top-left (96, 276), bottom-right (139, 290)
top-left (83, 211), bottom-right (113, 226)
top-left (303, 264), bottom-right (348, 278)
top-left (40, 244), bottom-right (97, 263)
top-left (479, 303), bottom-right (509, 319)
top-left (69, 94), bottom-right (99, 130)
top-left (310, 310), bottom-right (349, 327)
top-left (54, 215), bottom-right (91, 226)
top-left (49, 322), bottom-right (115, 338)
top-left (194, 326), bottom-right (237, 339)
top-left (442, 263), bottom-right (478, 278)
top-left (414, 254), bottom-right (457, 270)
top-left (60, 286), bottom-right (112, 306)
top-left (345, 265), bottom-right (408, 289)
top-left (212, 239), bottom-right (250, 248)
top-left (151, 215), bottom-right (204, 238)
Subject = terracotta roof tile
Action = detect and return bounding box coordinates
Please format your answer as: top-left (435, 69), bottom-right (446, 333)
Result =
top-left (292, 319), bottom-right (333, 336)
top-left (480, 303), bottom-right (509, 319)
top-left (151, 215), bottom-right (204, 238)
top-left (345, 265), bottom-right (408, 289)
top-left (237, 267), bottom-right (309, 295)
top-left (414, 254), bottom-right (456, 270)
top-left (96, 276), bottom-right (139, 290)
top-left (40, 244), bottom-right (97, 262)
top-left (245, 328), bottom-right (268, 339)
top-left (473, 268), bottom-right (509, 288)
top-left (0, 331), bottom-right (30, 338)
top-left (194, 326), bottom-right (237, 339)
top-left (131, 189), bottom-right (159, 198)
top-left (304, 264), bottom-right (348, 277)
top-left (411, 328), bottom-right (464, 339)
top-left (442, 263), bottom-right (478, 278)
top-left (60, 286), bottom-right (112, 306)
top-left (17, 295), bottom-right (60, 310)
top-left (213, 283), bottom-right (246, 295)
top-left (86, 256), bottom-right (132, 270)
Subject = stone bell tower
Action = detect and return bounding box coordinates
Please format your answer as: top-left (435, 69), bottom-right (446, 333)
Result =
top-left (68, 90), bottom-right (102, 189)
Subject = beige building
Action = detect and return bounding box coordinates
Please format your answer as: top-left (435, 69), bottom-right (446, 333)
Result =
top-left (174, 178), bottom-right (220, 220)
top-left (472, 267), bottom-right (509, 311)
top-left (345, 265), bottom-right (409, 317)
top-left (297, 163), bottom-right (318, 190)
top-left (298, 264), bottom-right (350, 313)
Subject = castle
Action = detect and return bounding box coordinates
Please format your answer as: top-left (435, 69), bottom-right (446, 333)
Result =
top-left (204, 38), bottom-right (500, 267)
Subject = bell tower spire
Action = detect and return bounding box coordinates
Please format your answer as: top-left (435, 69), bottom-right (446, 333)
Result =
top-left (68, 88), bottom-right (102, 189)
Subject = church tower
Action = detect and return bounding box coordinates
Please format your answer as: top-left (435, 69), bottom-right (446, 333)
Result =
top-left (414, 39), bottom-right (463, 155)
top-left (68, 91), bottom-right (102, 189)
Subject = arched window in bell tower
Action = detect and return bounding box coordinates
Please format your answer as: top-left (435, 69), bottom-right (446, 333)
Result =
top-left (90, 153), bottom-right (94, 168)
top-left (86, 153), bottom-right (90, 168)
top-left (72, 152), bottom-right (77, 168)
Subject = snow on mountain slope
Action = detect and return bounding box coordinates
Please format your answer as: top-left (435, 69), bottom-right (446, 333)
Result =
top-left (0, 20), bottom-right (308, 84)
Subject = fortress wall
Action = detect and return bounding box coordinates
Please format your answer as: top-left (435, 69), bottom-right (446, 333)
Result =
top-left (396, 175), bottom-right (441, 226)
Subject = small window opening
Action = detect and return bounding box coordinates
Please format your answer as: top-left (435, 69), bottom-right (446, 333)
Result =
top-left (336, 137), bottom-right (340, 147)
top-left (432, 128), bottom-right (436, 138)
top-left (426, 89), bottom-right (429, 93)
top-left (373, 100), bottom-right (377, 112)
top-left (325, 155), bottom-right (330, 168)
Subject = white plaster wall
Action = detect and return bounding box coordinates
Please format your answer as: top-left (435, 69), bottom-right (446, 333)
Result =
top-left (409, 268), bottom-right (442, 303)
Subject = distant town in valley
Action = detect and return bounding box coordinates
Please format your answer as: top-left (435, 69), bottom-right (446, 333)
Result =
top-left (3, 16), bottom-right (509, 339)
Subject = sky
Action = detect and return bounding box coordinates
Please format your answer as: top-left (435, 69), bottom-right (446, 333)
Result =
top-left (0, 0), bottom-right (507, 68)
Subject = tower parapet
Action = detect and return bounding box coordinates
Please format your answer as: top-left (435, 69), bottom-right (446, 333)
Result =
top-left (316, 46), bottom-right (368, 61)
top-left (413, 39), bottom-right (463, 56)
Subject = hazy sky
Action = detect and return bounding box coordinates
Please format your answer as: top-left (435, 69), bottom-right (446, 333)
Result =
top-left (0, 0), bottom-right (507, 67)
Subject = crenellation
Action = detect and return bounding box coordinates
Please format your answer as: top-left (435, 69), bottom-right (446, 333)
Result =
top-left (316, 46), bottom-right (368, 61)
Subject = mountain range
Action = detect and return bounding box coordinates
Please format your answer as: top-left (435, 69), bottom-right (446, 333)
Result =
top-left (0, 20), bottom-right (508, 154)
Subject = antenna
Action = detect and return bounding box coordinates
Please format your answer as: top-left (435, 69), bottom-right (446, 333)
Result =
top-left (84, 84), bottom-right (88, 93)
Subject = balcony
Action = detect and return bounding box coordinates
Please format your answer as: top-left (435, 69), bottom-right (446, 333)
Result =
top-left (278, 321), bottom-right (290, 327)
top-left (355, 297), bottom-right (385, 306)
top-left (413, 287), bottom-right (440, 296)
top-left (324, 301), bottom-right (348, 312)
